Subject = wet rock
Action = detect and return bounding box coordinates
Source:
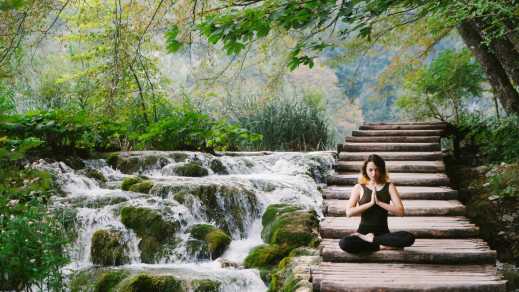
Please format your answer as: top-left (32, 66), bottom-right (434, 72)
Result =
top-left (121, 176), bottom-right (144, 191)
top-left (217, 258), bottom-right (241, 269)
top-left (244, 244), bottom-right (291, 269)
top-left (90, 229), bottom-right (130, 266)
top-left (106, 152), bottom-right (172, 174)
top-left (269, 255), bottom-right (320, 292)
top-left (209, 159), bottom-right (228, 175)
top-left (79, 167), bottom-right (107, 184)
top-left (173, 162), bottom-right (209, 177)
top-left (189, 224), bottom-right (231, 259)
top-left (192, 279), bottom-right (221, 292)
top-left (261, 205), bottom-right (320, 248)
top-left (128, 181), bottom-right (154, 194)
top-left (120, 207), bottom-right (179, 263)
top-left (116, 273), bottom-right (184, 291)
top-left (94, 270), bottom-right (130, 292)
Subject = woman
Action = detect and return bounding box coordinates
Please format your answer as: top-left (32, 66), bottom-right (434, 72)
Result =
top-left (338, 154), bottom-right (415, 253)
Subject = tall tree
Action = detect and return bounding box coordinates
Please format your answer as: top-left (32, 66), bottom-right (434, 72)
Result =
top-left (168, 0), bottom-right (519, 115)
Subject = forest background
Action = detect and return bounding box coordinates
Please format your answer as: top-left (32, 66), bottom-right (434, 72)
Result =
top-left (1, 0), bottom-right (519, 290)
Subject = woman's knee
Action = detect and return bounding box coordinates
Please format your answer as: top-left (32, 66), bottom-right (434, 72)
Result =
top-left (400, 231), bottom-right (415, 246)
top-left (339, 236), bottom-right (356, 252)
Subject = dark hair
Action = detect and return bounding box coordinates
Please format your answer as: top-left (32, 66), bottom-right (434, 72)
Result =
top-left (359, 154), bottom-right (389, 184)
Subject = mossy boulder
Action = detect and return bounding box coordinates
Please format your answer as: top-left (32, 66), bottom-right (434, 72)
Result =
top-left (91, 229), bottom-right (129, 266)
top-left (192, 279), bottom-right (221, 292)
top-left (173, 162), bottom-right (209, 177)
top-left (128, 180), bottom-right (154, 194)
top-left (189, 224), bottom-right (231, 259)
top-left (161, 184), bottom-right (259, 237)
top-left (95, 270), bottom-right (130, 292)
top-left (261, 204), bottom-right (302, 227)
top-left (121, 176), bottom-right (144, 191)
top-left (120, 207), bottom-right (179, 263)
top-left (268, 254), bottom-right (320, 292)
top-left (80, 167), bottom-right (108, 183)
top-left (209, 159), bottom-right (228, 175)
top-left (107, 153), bottom-right (169, 174)
top-left (116, 273), bottom-right (184, 291)
top-left (261, 205), bottom-right (319, 248)
top-left (244, 244), bottom-right (291, 269)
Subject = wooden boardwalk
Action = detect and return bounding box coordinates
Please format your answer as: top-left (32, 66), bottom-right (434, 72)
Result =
top-left (311, 122), bottom-right (506, 291)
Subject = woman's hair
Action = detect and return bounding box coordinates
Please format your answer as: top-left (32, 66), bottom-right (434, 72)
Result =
top-left (358, 154), bottom-right (389, 184)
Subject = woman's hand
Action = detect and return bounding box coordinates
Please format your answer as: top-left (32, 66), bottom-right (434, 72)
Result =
top-left (369, 186), bottom-right (378, 207)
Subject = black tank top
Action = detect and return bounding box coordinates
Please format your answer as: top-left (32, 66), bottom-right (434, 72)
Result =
top-left (357, 183), bottom-right (390, 236)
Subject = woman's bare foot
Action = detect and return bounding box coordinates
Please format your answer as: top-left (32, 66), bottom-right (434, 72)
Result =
top-left (380, 245), bottom-right (404, 250)
top-left (356, 233), bottom-right (374, 243)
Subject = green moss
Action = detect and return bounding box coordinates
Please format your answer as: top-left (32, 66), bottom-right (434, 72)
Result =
top-left (91, 229), bottom-right (129, 266)
top-left (117, 273), bottom-right (184, 291)
top-left (244, 244), bottom-right (290, 269)
top-left (121, 176), bottom-right (143, 191)
top-left (261, 204), bottom-right (302, 227)
top-left (128, 180), bottom-right (154, 194)
top-left (95, 270), bottom-right (130, 292)
top-left (192, 279), bottom-right (221, 292)
top-left (81, 168), bottom-right (107, 183)
top-left (262, 209), bottom-right (319, 248)
top-left (503, 269), bottom-right (519, 291)
top-left (117, 157), bottom-right (142, 174)
top-left (174, 162), bottom-right (209, 177)
top-left (209, 159), bottom-right (228, 175)
top-left (173, 191), bottom-right (187, 204)
top-left (106, 153), bottom-right (120, 169)
top-left (189, 224), bottom-right (231, 259)
top-left (69, 269), bottom-right (97, 292)
top-left (288, 246), bottom-right (319, 257)
top-left (186, 238), bottom-right (210, 260)
top-left (120, 207), bottom-right (179, 263)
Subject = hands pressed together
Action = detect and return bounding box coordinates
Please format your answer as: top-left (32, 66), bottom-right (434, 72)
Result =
top-left (367, 183), bottom-right (379, 207)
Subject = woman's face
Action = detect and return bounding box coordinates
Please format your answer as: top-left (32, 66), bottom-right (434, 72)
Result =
top-left (366, 161), bottom-right (381, 182)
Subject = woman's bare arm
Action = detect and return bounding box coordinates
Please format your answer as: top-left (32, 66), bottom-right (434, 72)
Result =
top-left (345, 184), bottom-right (375, 217)
top-left (376, 183), bottom-right (405, 216)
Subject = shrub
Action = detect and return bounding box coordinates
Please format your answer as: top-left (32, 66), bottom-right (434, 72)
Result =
top-left (234, 97), bottom-right (333, 151)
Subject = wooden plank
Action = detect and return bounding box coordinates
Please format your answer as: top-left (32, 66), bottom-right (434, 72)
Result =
top-left (339, 151), bottom-right (444, 161)
top-left (312, 263), bottom-right (506, 292)
top-left (346, 135), bottom-right (441, 143)
top-left (360, 124), bottom-right (448, 130)
top-left (343, 142), bottom-right (441, 152)
top-left (335, 160), bottom-right (445, 173)
top-left (328, 172), bottom-right (450, 186)
top-left (320, 217), bottom-right (479, 239)
top-left (352, 129), bottom-right (445, 137)
top-left (325, 199), bottom-right (465, 216)
top-left (320, 238), bottom-right (496, 264)
top-left (323, 186), bottom-right (458, 200)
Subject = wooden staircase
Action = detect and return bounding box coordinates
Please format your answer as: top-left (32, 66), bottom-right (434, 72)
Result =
top-left (311, 122), bottom-right (507, 291)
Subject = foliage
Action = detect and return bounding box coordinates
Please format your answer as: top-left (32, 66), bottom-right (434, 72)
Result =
top-left (0, 168), bottom-right (69, 291)
top-left (487, 163), bottom-right (519, 199)
top-left (456, 113), bottom-right (519, 163)
top-left (234, 97), bottom-right (333, 151)
top-left (139, 102), bottom-right (261, 152)
top-left (396, 49), bottom-right (485, 124)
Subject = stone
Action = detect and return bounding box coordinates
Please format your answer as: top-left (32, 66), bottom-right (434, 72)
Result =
top-left (209, 159), bottom-right (228, 174)
top-left (128, 180), bottom-right (154, 194)
top-left (189, 224), bottom-right (231, 259)
top-left (121, 176), bottom-right (144, 191)
top-left (90, 229), bottom-right (129, 266)
top-left (173, 162), bottom-right (209, 177)
top-left (116, 273), bottom-right (184, 291)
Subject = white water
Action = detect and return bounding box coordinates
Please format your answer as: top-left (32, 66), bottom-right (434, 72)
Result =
top-left (33, 151), bottom-right (334, 291)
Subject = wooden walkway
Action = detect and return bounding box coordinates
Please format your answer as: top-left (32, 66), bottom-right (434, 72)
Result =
top-left (311, 122), bottom-right (506, 291)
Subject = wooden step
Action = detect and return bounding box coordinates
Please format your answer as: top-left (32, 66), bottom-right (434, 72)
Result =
top-left (346, 136), bottom-right (441, 143)
top-left (360, 124), bottom-right (448, 130)
top-left (343, 142), bottom-right (441, 152)
top-left (328, 172), bottom-right (450, 186)
top-left (352, 129), bottom-right (445, 137)
top-left (335, 160), bottom-right (445, 173)
top-left (325, 200), bottom-right (465, 217)
top-left (338, 151), bottom-right (444, 161)
top-left (312, 263), bottom-right (506, 292)
top-left (320, 217), bottom-right (479, 239)
top-left (320, 238), bottom-right (496, 264)
top-left (364, 121), bottom-right (449, 126)
top-left (322, 186), bottom-right (458, 200)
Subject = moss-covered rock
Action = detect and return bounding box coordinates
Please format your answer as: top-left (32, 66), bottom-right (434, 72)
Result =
top-left (91, 229), bottom-right (129, 266)
top-left (121, 176), bottom-right (144, 191)
top-left (128, 180), bottom-right (154, 194)
top-left (95, 270), bottom-right (130, 292)
top-left (209, 159), bottom-right (228, 175)
top-left (268, 255), bottom-right (320, 292)
top-left (116, 273), bottom-right (184, 291)
top-left (120, 207), bottom-right (179, 263)
top-left (261, 207), bottom-right (319, 249)
top-left (80, 167), bottom-right (108, 183)
top-left (174, 162), bottom-right (209, 177)
top-left (261, 204), bottom-right (302, 227)
top-left (192, 279), bottom-right (221, 292)
top-left (244, 244), bottom-right (291, 269)
top-left (189, 224), bottom-right (231, 259)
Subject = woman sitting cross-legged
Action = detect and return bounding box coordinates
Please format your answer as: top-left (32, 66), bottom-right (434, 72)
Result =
top-left (339, 154), bottom-right (415, 253)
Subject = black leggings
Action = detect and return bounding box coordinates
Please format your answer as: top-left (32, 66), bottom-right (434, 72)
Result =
top-left (339, 231), bottom-right (415, 253)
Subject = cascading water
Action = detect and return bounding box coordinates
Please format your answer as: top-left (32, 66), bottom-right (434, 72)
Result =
top-left (34, 151), bottom-right (335, 291)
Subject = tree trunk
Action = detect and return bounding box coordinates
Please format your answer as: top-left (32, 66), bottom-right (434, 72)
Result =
top-left (457, 20), bottom-right (519, 115)
top-left (474, 20), bottom-right (519, 87)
